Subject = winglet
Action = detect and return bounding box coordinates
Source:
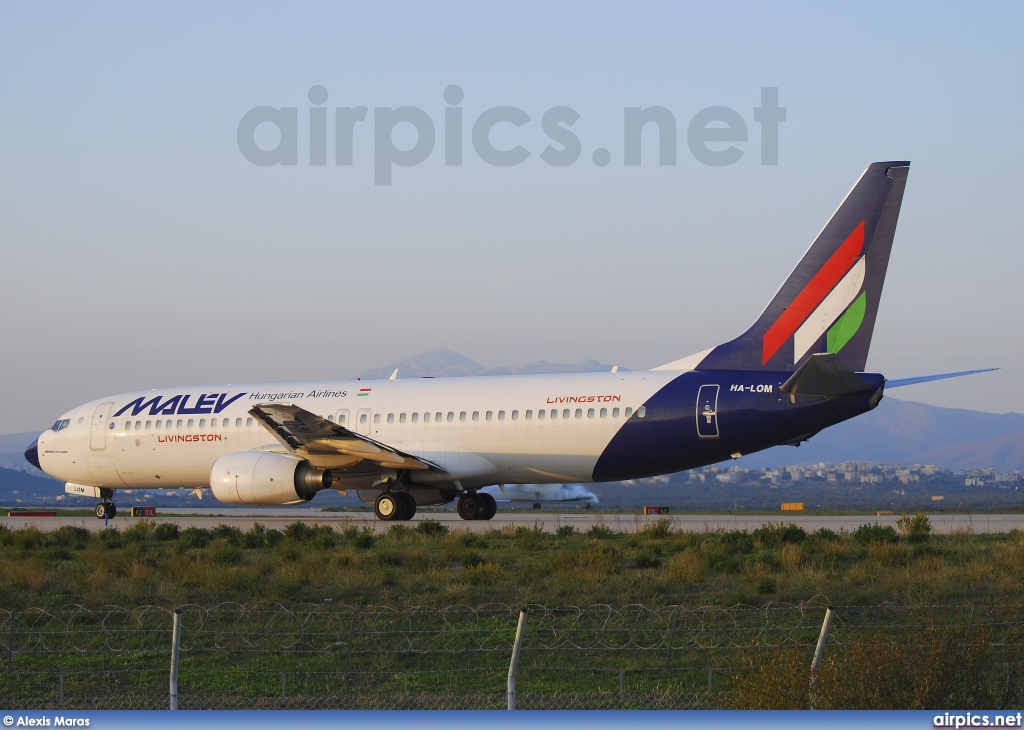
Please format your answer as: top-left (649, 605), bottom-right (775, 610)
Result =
top-left (389, 369), bottom-right (399, 380)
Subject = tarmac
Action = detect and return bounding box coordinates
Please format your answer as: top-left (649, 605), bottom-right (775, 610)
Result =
top-left (3, 508), bottom-right (1021, 534)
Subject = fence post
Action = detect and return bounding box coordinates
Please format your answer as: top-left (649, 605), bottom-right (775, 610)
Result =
top-left (507, 608), bottom-right (528, 710)
top-left (619, 668), bottom-right (624, 698)
top-left (403, 670), bottom-right (409, 698)
top-left (169, 609), bottom-right (181, 711)
top-left (281, 670), bottom-right (286, 700)
top-left (664, 608), bottom-right (679, 669)
top-left (808, 607), bottom-right (833, 710)
top-left (707, 666), bottom-right (713, 692)
top-left (60, 671), bottom-right (64, 703)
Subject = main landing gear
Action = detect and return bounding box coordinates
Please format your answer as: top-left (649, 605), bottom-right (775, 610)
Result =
top-left (94, 489), bottom-right (117, 519)
top-left (457, 491), bottom-right (497, 521)
top-left (374, 491), bottom-right (418, 521)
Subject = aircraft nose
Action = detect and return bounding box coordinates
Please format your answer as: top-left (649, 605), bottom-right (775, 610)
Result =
top-left (24, 439), bottom-right (40, 469)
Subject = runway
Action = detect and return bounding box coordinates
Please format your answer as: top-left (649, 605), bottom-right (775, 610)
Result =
top-left (4, 508), bottom-right (1022, 534)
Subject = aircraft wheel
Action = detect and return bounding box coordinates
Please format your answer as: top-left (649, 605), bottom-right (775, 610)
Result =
top-left (374, 492), bottom-right (406, 521)
top-left (95, 503), bottom-right (107, 520)
top-left (457, 493), bottom-right (480, 520)
top-left (399, 492), bottom-right (417, 520)
top-left (477, 492), bottom-right (497, 521)
top-left (107, 503), bottom-right (117, 518)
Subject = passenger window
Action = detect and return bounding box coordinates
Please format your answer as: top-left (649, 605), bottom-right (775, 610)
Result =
top-left (511, 410), bottom-right (519, 420)
top-left (360, 414), bottom-right (368, 425)
top-left (155, 420), bottom-right (162, 429)
top-left (339, 414), bottom-right (347, 425)
top-left (187, 419), bottom-right (194, 428)
top-left (424, 412), bottom-right (431, 423)
top-left (400, 413), bottom-right (407, 423)
top-left (235, 418), bottom-right (242, 427)
top-left (447, 412), bottom-right (454, 422)
top-left (472, 411), bottom-right (479, 421)
top-left (625, 407), bottom-right (633, 418)
top-left (412, 413), bottom-right (419, 423)
top-left (146, 420), bottom-right (152, 429)
top-left (575, 409), bottom-right (583, 419)
top-left (459, 412), bottom-right (466, 422)
top-left (199, 419), bottom-right (206, 428)
top-left (538, 410), bottom-right (546, 420)
top-left (374, 414), bottom-right (381, 424)
top-left (327, 415), bottom-right (334, 422)
top-left (600, 408), bottom-right (607, 418)
top-left (498, 410), bottom-right (505, 421)
top-left (245, 418), bottom-right (252, 427)
top-left (551, 410), bottom-right (557, 420)
top-left (125, 422), bottom-right (131, 430)
top-left (387, 413), bottom-right (394, 424)
top-left (135, 421), bottom-right (142, 430)
top-left (563, 409), bottom-right (570, 419)
top-left (525, 410), bottom-right (532, 419)
top-left (486, 411), bottom-right (493, 421)
top-left (587, 408), bottom-right (595, 418)
top-left (613, 407), bottom-right (620, 418)
top-left (435, 412), bottom-right (442, 422)
top-left (638, 406), bottom-right (647, 418)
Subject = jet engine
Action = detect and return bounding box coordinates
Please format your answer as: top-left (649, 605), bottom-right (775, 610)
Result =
top-left (209, 451), bottom-right (333, 506)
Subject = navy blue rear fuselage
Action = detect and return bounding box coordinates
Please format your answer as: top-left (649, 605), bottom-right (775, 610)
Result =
top-left (593, 371), bottom-right (885, 482)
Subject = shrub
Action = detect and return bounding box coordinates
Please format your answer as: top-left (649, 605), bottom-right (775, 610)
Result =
top-left (242, 524), bottom-right (266, 549)
top-left (210, 544), bottom-right (244, 565)
top-left (51, 525), bottom-right (91, 548)
top-left (179, 526), bottom-right (212, 549)
top-left (98, 528), bottom-right (121, 548)
top-left (586, 524), bottom-right (615, 539)
top-left (386, 524), bottom-right (412, 540)
top-left (641, 518), bottom-right (673, 539)
top-left (854, 523), bottom-right (899, 545)
top-left (754, 577), bottom-right (777, 595)
top-left (715, 530), bottom-right (755, 554)
top-left (154, 523), bottom-right (180, 541)
top-left (896, 512), bottom-right (932, 542)
top-left (415, 520), bottom-right (448, 537)
top-left (284, 522), bottom-right (315, 543)
top-left (311, 528), bottom-right (338, 550)
top-left (810, 527), bottom-right (840, 542)
top-left (633, 548), bottom-right (661, 569)
top-left (122, 521), bottom-right (154, 543)
top-left (211, 524), bottom-right (241, 543)
top-left (265, 529), bottom-right (284, 547)
top-left (555, 524), bottom-right (578, 538)
top-left (752, 523), bottom-right (807, 549)
top-left (351, 530), bottom-right (374, 549)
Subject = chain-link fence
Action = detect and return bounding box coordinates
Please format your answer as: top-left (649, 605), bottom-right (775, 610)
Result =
top-left (3, 602), bottom-right (1023, 709)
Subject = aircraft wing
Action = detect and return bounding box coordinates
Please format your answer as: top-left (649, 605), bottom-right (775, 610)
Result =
top-left (249, 403), bottom-right (443, 472)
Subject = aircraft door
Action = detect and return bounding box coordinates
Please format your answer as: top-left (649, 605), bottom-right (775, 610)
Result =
top-left (335, 409), bottom-right (350, 430)
top-left (356, 408), bottom-right (372, 436)
top-left (90, 401), bottom-right (114, 451)
top-left (696, 385), bottom-right (720, 439)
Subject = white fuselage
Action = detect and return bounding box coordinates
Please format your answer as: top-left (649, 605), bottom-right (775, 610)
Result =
top-left (37, 370), bottom-right (677, 493)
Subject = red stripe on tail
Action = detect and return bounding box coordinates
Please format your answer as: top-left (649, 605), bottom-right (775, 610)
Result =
top-left (761, 221), bottom-right (865, 365)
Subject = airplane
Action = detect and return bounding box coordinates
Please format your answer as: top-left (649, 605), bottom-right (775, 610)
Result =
top-left (24, 161), bottom-right (995, 522)
top-left (479, 483), bottom-right (599, 509)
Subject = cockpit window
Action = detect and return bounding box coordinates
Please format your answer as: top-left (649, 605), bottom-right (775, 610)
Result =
top-left (50, 419), bottom-right (70, 432)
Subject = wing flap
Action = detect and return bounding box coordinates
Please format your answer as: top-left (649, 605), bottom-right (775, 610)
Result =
top-left (249, 404), bottom-right (442, 472)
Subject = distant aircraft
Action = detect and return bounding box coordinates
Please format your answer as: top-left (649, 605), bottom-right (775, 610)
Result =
top-left (480, 483), bottom-right (599, 509)
top-left (26, 161), bottom-right (994, 521)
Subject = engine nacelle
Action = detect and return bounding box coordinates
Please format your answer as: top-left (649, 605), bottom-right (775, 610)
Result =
top-left (209, 451), bottom-right (333, 506)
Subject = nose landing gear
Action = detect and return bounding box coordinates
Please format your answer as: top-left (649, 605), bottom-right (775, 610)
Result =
top-left (94, 489), bottom-right (117, 519)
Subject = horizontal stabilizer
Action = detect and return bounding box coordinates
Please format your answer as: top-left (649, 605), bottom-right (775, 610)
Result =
top-left (885, 368), bottom-right (998, 389)
top-left (780, 353), bottom-right (872, 399)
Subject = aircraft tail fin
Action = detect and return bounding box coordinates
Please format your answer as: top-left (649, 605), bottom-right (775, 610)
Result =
top-left (687, 161), bottom-right (910, 373)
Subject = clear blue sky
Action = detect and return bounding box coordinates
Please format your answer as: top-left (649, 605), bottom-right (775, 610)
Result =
top-left (1, 2), bottom-right (1022, 433)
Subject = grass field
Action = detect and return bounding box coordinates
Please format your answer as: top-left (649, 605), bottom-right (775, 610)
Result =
top-left (1, 517), bottom-right (1023, 708)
